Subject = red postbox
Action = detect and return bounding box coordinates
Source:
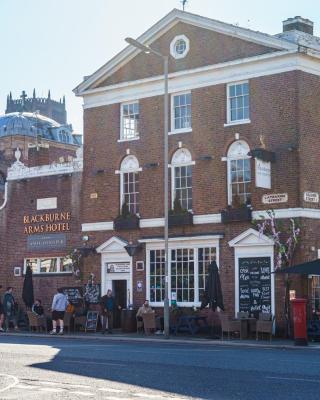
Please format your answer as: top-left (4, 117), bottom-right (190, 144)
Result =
top-left (291, 298), bottom-right (308, 346)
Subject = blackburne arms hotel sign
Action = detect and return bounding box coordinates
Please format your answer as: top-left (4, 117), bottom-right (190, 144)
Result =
top-left (23, 212), bottom-right (71, 234)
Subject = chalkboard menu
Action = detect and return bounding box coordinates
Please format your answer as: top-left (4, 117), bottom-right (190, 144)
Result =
top-left (85, 311), bottom-right (99, 332)
top-left (60, 287), bottom-right (83, 305)
top-left (239, 257), bottom-right (271, 317)
top-left (84, 284), bottom-right (100, 304)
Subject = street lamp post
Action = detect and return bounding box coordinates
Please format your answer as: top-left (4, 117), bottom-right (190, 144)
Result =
top-left (125, 38), bottom-right (170, 338)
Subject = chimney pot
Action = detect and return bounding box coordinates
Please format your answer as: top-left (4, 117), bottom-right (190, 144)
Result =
top-left (283, 16), bottom-right (314, 35)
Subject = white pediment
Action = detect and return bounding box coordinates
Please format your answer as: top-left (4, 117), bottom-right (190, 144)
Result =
top-left (74, 9), bottom-right (297, 95)
top-left (228, 228), bottom-right (274, 247)
top-left (96, 236), bottom-right (128, 253)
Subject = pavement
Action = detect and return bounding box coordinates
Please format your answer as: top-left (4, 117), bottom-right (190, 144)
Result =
top-left (1, 329), bottom-right (319, 350)
top-left (0, 334), bottom-right (320, 399)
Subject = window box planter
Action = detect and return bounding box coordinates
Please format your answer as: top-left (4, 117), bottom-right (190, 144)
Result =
top-left (114, 215), bottom-right (140, 230)
top-left (168, 212), bottom-right (193, 228)
top-left (221, 207), bottom-right (252, 224)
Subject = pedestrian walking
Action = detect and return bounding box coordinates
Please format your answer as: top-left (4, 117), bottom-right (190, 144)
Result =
top-left (0, 290), bottom-right (4, 332)
top-left (3, 287), bottom-right (19, 331)
top-left (100, 289), bottom-right (119, 334)
top-left (50, 288), bottom-right (68, 335)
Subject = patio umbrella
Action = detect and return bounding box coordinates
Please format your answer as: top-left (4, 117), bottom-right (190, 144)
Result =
top-left (22, 265), bottom-right (34, 309)
top-left (201, 261), bottom-right (224, 311)
top-left (274, 259), bottom-right (320, 275)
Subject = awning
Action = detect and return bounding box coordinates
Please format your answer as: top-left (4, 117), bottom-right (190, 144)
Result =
top-left (275, 259), bottom-right (320, 275)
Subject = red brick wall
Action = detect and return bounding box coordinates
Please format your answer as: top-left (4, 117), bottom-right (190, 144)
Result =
top-left (97, 22), bottom-right (278, 87)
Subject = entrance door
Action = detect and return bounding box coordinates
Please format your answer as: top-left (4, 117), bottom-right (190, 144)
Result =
top-left (112, 280), bottom-right (127, 328)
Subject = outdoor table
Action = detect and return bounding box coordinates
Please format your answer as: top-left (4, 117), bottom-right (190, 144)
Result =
top-left (174, 315), bottom-right (208, 335)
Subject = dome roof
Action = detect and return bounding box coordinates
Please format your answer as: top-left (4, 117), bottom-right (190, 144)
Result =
top-left (0, 112), bottom-right (78, 144)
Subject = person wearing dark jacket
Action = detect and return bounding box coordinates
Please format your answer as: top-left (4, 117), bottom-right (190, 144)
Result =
top-left (32, 299), bottom-right (44, 316)
top-left (100, 289), bottom-right (120, 334)
top-left (3, 287), bottom-right (18, 331)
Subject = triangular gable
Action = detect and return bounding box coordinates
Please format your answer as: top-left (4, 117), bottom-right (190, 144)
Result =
top-left (228, 228), bottom-right (274, 247)
top-left (74, 9), bottom-right (296, 95)
top-left (96, 236), bottom-right (128, 253)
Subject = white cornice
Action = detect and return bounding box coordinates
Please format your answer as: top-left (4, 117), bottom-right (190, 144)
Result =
top-left (74, 9), bottom-right (297, 95)
top-left (81, 208), bottom-right (320, 232)
top-left (80, 52), bottom-right (320, 110)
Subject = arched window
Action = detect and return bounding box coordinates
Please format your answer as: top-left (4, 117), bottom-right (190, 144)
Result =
top-left (171, 148), bottom-right (194, 211)
top-left (119, 155), bottom-right (141, 214)
top-left (227, 140), bottom-right (251, 206)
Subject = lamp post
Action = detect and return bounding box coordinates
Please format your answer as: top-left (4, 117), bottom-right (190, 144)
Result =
top-left (125, 37), bottom-right (170, 339)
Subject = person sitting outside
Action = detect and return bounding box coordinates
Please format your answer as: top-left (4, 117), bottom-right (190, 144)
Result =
top-left (3, 287), bottom-right (19, 332)
top-left (50, 288), bottom-right (68, 335)
top-left (136, 300), bottom-right (155, 332)
top-left (32, 299), bottom-right (44, 317)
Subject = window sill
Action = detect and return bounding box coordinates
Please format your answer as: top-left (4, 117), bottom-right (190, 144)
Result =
top-left (117, 136), bottom-right (140, 143)
top-left (30, 272), bottom-right (73, 276)
top-left (224, 119), bottom-right (251, 127)
top-left (168, 128), bottom-right (192, 135)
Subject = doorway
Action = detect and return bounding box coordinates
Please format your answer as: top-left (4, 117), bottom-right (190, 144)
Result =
top-left (112, 280), bottom-right (127, 328)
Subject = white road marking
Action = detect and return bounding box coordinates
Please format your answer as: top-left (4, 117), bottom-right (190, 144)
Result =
top-left (266, 376), bottom-right (320, 383)
top-left (98, 387), bottom-right (125, 393)
top-left (14, 384), bottom-right (38, 390)
top-left (69, 391), bottom-right (95, 397)
top-left (0, 373), bottom-right (19, 393)
top-left (65, 360), bottom-right (125, 367)
top-left (104, 397), bottom-right (133, 400)
top-left (39, 387), bottom-right (65, 392)
top-left (133, 394), bottom-right (168, 398)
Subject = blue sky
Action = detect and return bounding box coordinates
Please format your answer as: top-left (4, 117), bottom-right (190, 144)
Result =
top-left (0, 0), bottom-right (318, 134)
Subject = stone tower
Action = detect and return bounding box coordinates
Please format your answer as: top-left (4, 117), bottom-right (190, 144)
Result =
top-left (5, 90), bottom-right (67, 124)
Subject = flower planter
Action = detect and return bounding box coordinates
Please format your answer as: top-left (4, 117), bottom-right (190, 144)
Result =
top-left (221, 207), bottom-right (252, 223)
top-left (168, 212), bottom-right (193, 228)
top-left (114, 215), bottom-right (140, 230)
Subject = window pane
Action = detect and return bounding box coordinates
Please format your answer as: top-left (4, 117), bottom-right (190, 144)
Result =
top-left (61, 256), bottom-right (73, 273)
top-left (40, 258), bottom-right (57, 273)
top-left (26, 259), bottom-right (38, 274)
top-left (229, 85), bottom-right (235, 97)
top-left (121, 102), bottom-right (139, 139)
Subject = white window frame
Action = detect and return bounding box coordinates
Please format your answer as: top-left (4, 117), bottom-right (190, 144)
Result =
top-left (226, 80), bottom-right (250, 126)
top-left (170, 35), bottom-right (190, 60)
top-left (226, 140), bottom-right (251, 206)
top-left (119, 101), bottom-right (140, 142)
top-left (24, 256), bottom-right (72, 275)
top-left (144, 236), bottom-right (221, 307)
top-left (117, 155), bottom-right (142, 215)
top-left (169, 91), bottom-right (192, 134)
top-left (170, 148), bottom-right (195, 211)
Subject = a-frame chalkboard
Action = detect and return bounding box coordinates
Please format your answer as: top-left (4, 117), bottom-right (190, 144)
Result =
top-left (85, 311), bottom-right (99, 332)
top-left (239, 257), bottom-right (271, 318)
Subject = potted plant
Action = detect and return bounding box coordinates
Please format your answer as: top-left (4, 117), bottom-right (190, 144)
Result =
top-left (114, 202), bottom-right (140, 230)
top-left (221, 195), bottom-right (252, 223)
top-left (168, 197), bottom-right (193, 228)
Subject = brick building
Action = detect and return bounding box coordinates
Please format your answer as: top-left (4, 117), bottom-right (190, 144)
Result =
top-left (1, 10), bottom-right (320, 334)
top-left (73, 10), bottom-right (320, 331)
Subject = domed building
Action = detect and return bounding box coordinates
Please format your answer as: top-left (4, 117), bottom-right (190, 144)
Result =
top-left (0, 112), bottom-right (80, 145)
top-left (0, 92), bottom-right (82, 205)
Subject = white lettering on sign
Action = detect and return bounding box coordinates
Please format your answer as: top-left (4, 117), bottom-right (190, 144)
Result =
top-left (304, 191), bottom-right (319, 203)
top-left (36, 197), bottom-right (57, 210)
top-left (262, 193), bottom-right (288, 204)
top-left (255, 159), bottom-right (271, 189)
top-left (106, 262), bottom-right (130, 273)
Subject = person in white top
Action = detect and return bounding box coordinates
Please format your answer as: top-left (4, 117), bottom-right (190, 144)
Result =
top-left (50, 288), bottom-right (68, 335)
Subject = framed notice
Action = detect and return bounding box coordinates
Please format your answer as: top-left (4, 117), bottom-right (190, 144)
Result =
top-left (238, 257), bottom-right (271, 317)
top-left (106, 262), bottom-right (130, 273)
top-left (255, 159), bottom-right (271, 189)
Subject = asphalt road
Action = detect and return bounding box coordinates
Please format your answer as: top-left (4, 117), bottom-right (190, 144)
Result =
top-left (0, 336), bottom-right (319, 400)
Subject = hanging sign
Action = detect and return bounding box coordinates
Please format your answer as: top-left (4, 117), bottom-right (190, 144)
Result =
top-left (106, 262), bottom-right (130, 273)
top-left (304, 191), bottom-right (319, 203)
top-left (255, 159), bottom-right (271, 189)
top-left (262, 193), bottom-right (288, 204)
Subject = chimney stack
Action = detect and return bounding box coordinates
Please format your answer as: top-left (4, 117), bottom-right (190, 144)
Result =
top-left (283, 16), bottom-right (314, 35)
